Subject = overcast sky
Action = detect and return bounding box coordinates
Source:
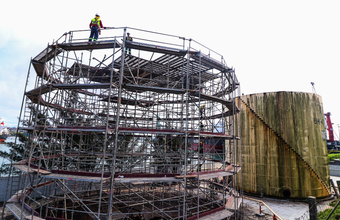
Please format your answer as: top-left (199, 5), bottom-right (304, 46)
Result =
top-left (1, 1), bottom-right (340, 139)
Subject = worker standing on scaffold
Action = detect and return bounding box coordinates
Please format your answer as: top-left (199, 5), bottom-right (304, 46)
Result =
top-left (88, 13), bottom-right (106, 43)
top-left (199, 140), bottom-right (204, 154)
top-left (156, 114), bottom-right (162, 129)
top-left (200, 105), bottom-right (205, 119)
top-left (125, 32), bottom-right (133, 54)
top-left (200, 122), bottom-right (205, 131)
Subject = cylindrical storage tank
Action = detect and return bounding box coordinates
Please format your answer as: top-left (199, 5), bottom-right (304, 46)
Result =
top-left (236, 91), bottom-right (330, 199)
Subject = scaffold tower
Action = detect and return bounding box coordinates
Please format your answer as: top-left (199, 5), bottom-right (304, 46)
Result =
top-left (3, 27), bottom-right (242, 220)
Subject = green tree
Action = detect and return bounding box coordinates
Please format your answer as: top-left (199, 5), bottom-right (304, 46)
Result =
top-left (0, 132), bottom-right (28, 175)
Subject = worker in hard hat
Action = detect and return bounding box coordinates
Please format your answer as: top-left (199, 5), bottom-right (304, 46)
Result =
top-left (125, 32), bottom-right (133, 54)
top-left (88, 13), bottom-right (106, 43)
top-left (200, 105), bottom-right (205, 119)
top-left (156, 114), bottom-right (162, 129)
top-left (199, 140), bottom-right (204, 154)
top-left (200, 122), bottom-right (205, 131)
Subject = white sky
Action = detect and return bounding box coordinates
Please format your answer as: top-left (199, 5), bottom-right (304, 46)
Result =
top-left (1, 0), bottom-right (340, 139)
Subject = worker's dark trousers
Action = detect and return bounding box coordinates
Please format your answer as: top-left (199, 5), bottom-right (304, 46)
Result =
top-left (89, 27), bottom-right (99, 41)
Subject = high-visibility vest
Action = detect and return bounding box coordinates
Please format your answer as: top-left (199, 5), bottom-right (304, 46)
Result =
top-left (126, 36), bottom-right (132, 41)
top-left (91, 18), bottom-right (101, 28)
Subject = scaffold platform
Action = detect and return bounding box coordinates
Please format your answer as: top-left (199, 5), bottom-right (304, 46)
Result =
top-left (57, 40), bottom-right (121, 51)
top-left (6, 202), bottom-right (39, 220)
top-left (5, 27), bottom-right (242, 220)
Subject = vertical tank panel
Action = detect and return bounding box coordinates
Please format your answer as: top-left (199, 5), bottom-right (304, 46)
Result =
top-left (237, 92), bottom-right (330, 198)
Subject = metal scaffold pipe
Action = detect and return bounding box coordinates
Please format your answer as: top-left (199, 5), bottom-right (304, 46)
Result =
top-left (2, 27), bottom-right (241, 220)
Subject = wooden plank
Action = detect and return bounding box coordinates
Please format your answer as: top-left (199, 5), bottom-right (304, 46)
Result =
top-left (31, 168), bottom-right (51, 175)
top-left (115, 176), bottom-right (181, 183)
top-left (14, 160), bottom-right (28, 165)
top-left (26, 215), bottom-right (45, 220)
top-left (225, 164), bottom-right (241, 174)
top-left (13, 164), bottom-right (34, 174)
top-left (43, 173), bottom-right (108, 182)
top-left (13, 164), bottom-right (51, 175)
top-left (6, 202), bottom-right (32, 219)
top-left (198, 171), bottom-right (232, 180)
top-left (175, 175), bottom-right (197, 179)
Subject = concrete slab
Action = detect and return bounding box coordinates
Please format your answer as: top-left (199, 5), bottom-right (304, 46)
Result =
top-left (243, 197), bottom-right (309, 220)
top-left (199, 209), bottom-right (233, 220)
top-left (242, 176), bottom-right (340, 220)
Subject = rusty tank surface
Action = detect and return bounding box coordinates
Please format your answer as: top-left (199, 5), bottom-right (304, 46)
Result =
top-left (236, 91), bottom-right (330, 199)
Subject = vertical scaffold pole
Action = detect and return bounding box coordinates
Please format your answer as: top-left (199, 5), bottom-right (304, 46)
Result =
top-left (183, 38), bottom-right (192, 220)
top-left (98, 36), bottom-right (117, 219)
top-left (197, 50), bottom-right (202, 220)
top-left (107, 28), bottom-right (127, 220)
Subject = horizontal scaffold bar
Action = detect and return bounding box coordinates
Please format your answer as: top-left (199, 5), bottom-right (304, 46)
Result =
top-left (123, 84), bottom-right (186, 94)
top-left (190, 52), bottom-right (231, 73)
top-left (125, 41), bottom-right (188, 56)
top-left (29, 83), bottom-right (238, 110)
top-left (19, 125), bottom-right (236, 139)
top-left (13, 160), bottom-right (237, 183)
top-left (53, 83), bottom-right (112, 89)
top-left (56, 39), bottom-right (188, 56)
top-left (56, 40), bottom-right (121, 51)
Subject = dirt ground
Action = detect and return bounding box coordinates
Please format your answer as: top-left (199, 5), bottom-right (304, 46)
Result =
top-left (0, 202), bottom-right (272, 220)
top-left (0, 205), bottom-right (266, 220)
top-left (0, 198), bottom-right (334, 220)
top-left (242, 202), bottom-right (273, 219)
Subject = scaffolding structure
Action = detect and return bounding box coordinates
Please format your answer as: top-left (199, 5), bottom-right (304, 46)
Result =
top-left (4, 27), bottom-right (241, 220)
